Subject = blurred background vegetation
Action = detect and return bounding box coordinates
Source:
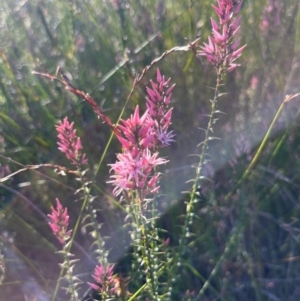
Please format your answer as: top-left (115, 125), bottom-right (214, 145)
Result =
top-left (1, 0), bottom-right (300, 300)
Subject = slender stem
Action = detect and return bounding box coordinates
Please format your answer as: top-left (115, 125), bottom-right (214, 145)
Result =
top-left (195, 224), bottom-right (242, 300)
top-left (224, 92), bottom-right (300, 202)
top-left (61, 246), bottom-right (79, 301)
top-left (182, 71), bottom-right (222, 251)
top-left (52, 163), bottom-right (103, 301)
top-left (164, 71), bottom-right (223, 298)
top-left (79, 170), bottom-right (107, 265)
top-left (51, 178), bottom-right (89, 301)
top-left (142, 215), bottom-right (158, 300)
top-left (129, 192), bottom-right (159, 300)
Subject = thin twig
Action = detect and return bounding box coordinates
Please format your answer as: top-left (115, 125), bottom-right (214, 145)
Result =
top-left (0, 155), bottom-right (77, 190)
top-left (32, 37), bottom-right (201, 139)
top-left (32, 70), bottom-right (120, 137)
top-left (0, 163), bottom-right (80, 182)
top-left (0, 154), bottom-right (79, 185)
top-left (134, 37), bottom-right (201, 84)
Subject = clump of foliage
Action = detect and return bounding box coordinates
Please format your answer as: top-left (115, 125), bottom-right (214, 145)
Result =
top-left (1, 0), bottom-right (300, 301)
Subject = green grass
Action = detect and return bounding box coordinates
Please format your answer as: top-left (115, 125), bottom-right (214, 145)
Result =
top-left (1, 0), bottom-right (300, 300)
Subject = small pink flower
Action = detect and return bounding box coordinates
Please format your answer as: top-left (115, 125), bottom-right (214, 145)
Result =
top-left (56, 117), bottom-right (88, 165)
top-left (155, 126), bottom-right (174, 147)
top-left (116, 106), bottom-right (155, 152)
top-left (162, 237), bottom-right (170, 246)
top-left (250, 75), bottom-right (259, 89)
top-left (108, 149), bottom-right (167, 196)
top-left (185, 289), bottom-right (195, 296)
top-left (48, 198), bottom-right (72, 244)
top-left (88, 264), bottom-right (117, 295)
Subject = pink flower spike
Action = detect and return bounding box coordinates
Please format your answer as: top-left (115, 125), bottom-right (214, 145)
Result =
top-left (117, 106), bottom-right (155, 151)
top-left (109, 68), bottom-right (174, 199)
top-left (48, 198), bottom-right (72, 244)
top-left (108, 149), bottom-right (167, 196)
top-left (56, 117), bottom-right (88, 166)
top-left (145, 69), bottom-right (175, 149)
top-left (199, 0), bottom-right (246, 71)
top-left (88, 264), bottom-right (117, 296)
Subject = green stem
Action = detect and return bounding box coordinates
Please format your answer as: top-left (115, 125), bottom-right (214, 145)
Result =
top-left (52, 188), bottom-right (88, 301)
top-left (79, 170), bottom-right (107, 265)
top-left (52, 163), bottom-right (103, 301)
top-left (61, 245), bottom-right (79, 301)
top-left (182, 71), bottom-right (222, 252)
top-left (94, 78), bottom-right (136, 177)
top-left (142, 219), bottom-right (158, 300)
top-left (224, 93), bottom-right (299, 202)
top-left (165, 71), bottom-right (223, 298)
top-left (195, 221), bottom-right (243, 300)
top-left (242, 248), bottom-right (263, 301)
top-left (130, 192), bottom-right (159, 300)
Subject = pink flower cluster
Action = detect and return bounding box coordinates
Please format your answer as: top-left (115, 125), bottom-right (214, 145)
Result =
top-left (48, 198), bottom-right (72, 244)
top-left (199, 0), bottom-right (246, 72)
top-left (109, 69), bottom-right (174, 197)
top-left (56, 117), bottom-right (88, 166)
top-left (146, 70), bottom-right (175, 147)
top-left (88, 264), bottom-right (117, 296)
